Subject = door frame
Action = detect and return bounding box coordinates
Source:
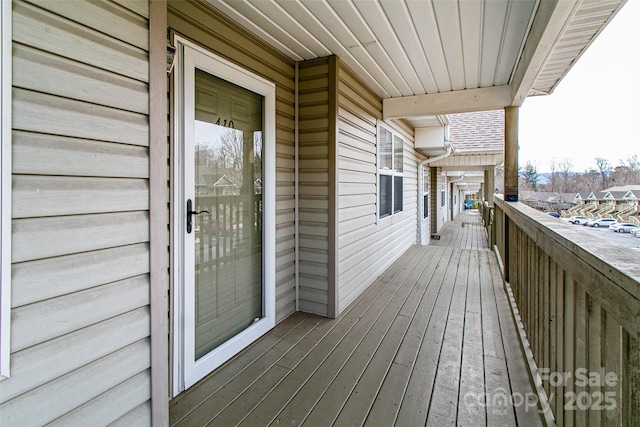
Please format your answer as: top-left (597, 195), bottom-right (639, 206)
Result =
top-left (171, 36), bottom-right (276, 396)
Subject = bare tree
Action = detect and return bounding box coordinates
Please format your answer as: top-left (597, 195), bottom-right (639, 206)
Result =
top-left (582, 169), bottom-right (601, 190)
top-left (613, 154), bottom-right (640, 185)
top-left (594, 157), bottom-right (611, 190)
top-left (217, 128), bottom-right (244, 171)
top-left (558, 157), bottom-right (573, 193)
top-left (548, 157), bottom-right (557, 193)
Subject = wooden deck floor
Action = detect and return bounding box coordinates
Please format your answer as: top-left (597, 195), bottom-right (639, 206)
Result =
top-left (431, 210), bottom-right (488, 250)
top-left (170, 214), bottom-right (542, 427)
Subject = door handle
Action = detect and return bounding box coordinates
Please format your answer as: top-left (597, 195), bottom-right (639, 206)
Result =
top-left (186, 199), bottom-right (209, 234)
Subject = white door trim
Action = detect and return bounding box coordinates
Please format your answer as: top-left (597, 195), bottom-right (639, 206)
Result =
top-left (172, 37), bottom-right (276, 395)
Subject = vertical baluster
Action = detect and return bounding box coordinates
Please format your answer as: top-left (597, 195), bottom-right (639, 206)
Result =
top-left (564, 274), bottom-right (575, 427)
top-left (603, 312), bottom-right (622, 426)
top-left (587, 298), bottom-right (602, 426)
top-left (625, 333), bottom-right (640, 425)
top-left (575, 284), bottom-right (587, 426)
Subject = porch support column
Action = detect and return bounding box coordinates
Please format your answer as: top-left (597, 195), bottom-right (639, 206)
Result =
top-left (485, 165), bottom-right (495, 206)
top-left (504, 106), bottom-right (519, 202)
top-left (149, 0), bottom-right (169, 424)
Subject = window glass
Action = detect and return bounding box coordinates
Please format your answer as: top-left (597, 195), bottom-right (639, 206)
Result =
top-left (379, 175), bottom-right (392, 218)
top-left (378, 125), bottom-right (403, 218)
top-left (379, 127), bottom-right (392, 171)
top-left (393, 135), bottom-right (403, 173)
top-left (423, 195), bottom-right (429, 219)
top-left (394, 176), bottom-right (403, 213)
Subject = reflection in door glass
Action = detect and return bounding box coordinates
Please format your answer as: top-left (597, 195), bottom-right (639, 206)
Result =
top-left (193, 69), bottom-right (263, 359)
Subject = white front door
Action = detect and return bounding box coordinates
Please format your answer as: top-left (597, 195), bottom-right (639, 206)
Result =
top-left (173, 40), bottom-right (276, 394)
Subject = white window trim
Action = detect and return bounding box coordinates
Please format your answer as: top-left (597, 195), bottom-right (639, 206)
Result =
top-left (377, 123), bottom-right (404, 220)
top-left (171, 36), bottom-right (276, 395)
top-left (0, 0), bottom-right (11, 380)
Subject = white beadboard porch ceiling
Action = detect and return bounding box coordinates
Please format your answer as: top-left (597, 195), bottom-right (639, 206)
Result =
top-left (204, 0), bottom-right (625, 120)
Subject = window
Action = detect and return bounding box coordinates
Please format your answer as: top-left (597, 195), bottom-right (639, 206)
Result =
top-left (423, 168), bottom-right (429, 219)
top-left (441, 174), bottom-right (446, 207)
top-left (423, 195), bottom-right (429, 219)
top-left (378, 125), bottom-right (403, 218)
top-left (1, 0), bottom-right (11, 380)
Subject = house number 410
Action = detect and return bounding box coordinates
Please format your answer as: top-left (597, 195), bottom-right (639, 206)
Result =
top-left (216, 118), bottom-right (235, 128)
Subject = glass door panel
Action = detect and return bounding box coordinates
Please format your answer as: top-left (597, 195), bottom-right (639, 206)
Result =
top-left (193, 69), bottom-right (264, 360)
top-left (175, 41), bottom-right (275, 394)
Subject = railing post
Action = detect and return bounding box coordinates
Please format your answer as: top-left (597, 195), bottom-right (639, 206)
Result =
top-left (484, 165), bottom-right (495, 207)
top-left (504, 106), bottom-right (519, 202)
top-left (503, 212), bottom-right (509, 282)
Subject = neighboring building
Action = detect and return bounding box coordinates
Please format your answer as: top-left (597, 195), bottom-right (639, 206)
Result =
top-left (567, 185), bottom-right (640, 220)
top-left (0, 0), bottom-right (624, 425)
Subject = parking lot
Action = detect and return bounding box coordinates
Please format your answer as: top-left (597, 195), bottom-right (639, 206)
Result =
top-left (562, 219), bottom-right (640, 251)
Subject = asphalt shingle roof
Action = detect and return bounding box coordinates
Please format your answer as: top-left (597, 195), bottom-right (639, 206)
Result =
top-left (448, 110), bottom-right (504, 152)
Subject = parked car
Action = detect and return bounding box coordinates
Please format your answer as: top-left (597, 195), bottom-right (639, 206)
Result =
top-left (568, 215), bottom-right (589, 225)
top-left (609, 223), bottom-right (640, 233)
top-left (585, 218), bottom-right (617, 228)
top-left (633, 229), bottom-right (640, 238)
top-left (547, 212), bottom-right (560, 218)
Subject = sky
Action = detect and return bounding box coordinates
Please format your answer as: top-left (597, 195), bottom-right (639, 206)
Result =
top-left (519, 0), bottom-right (640, 173)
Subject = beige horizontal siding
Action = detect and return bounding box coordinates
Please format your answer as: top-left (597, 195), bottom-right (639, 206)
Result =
top-left (2, 1), bottom-right (152, 423)
top-left (296, 57), bottom-right (332, 316)
top-left (11, 243), bottom-right (149, 307)
top-left (11, 274), bottom-right (149, 352)
top-left (168, 0), bottom-right (296, 322)
top-left (12, 131), bottom-right (149, 178)
top-left (111, 402), bottom-right (153, 426)
top-left (13, 89), bottom-right (149, 146)
top-left (13, 43), bottom-right (149, 114)
top-left (112, 0), bottom-right (149, 19)
top-left (13, 176), bottom-right (149, 218)
top-left (0, 339), bottom-right (150, 426)
top-left (47, 370), bottom-right (152, 426)
top-left (337, 62), bottom-right (420, 313)
top-left (14, 0), bottom-right (148, 82)
top-left (1, 307), bottom-right (149, 401)
top-left (12, 212), bottom-right (149, 263)
top-left (26, 0), bottom-right (150, 50)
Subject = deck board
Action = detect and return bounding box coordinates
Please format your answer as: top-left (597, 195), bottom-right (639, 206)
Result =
top-left (458, 250), bottom-right (487, 426)
top-left (395, 248), bottom-right (461, 426)
top-left (169, 213), bottom-right (543, 426)
top-left (432, 210), bottom-right (488, 250)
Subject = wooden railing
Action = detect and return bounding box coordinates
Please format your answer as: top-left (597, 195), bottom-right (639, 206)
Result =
top-left (195, 194), bottom-right (263, 268)
top-left (491, 195), bottom-right (640, 426)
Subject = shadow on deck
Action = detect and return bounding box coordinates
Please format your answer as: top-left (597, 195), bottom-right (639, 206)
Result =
top-left (169, 213), bottom-right (543, 426)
